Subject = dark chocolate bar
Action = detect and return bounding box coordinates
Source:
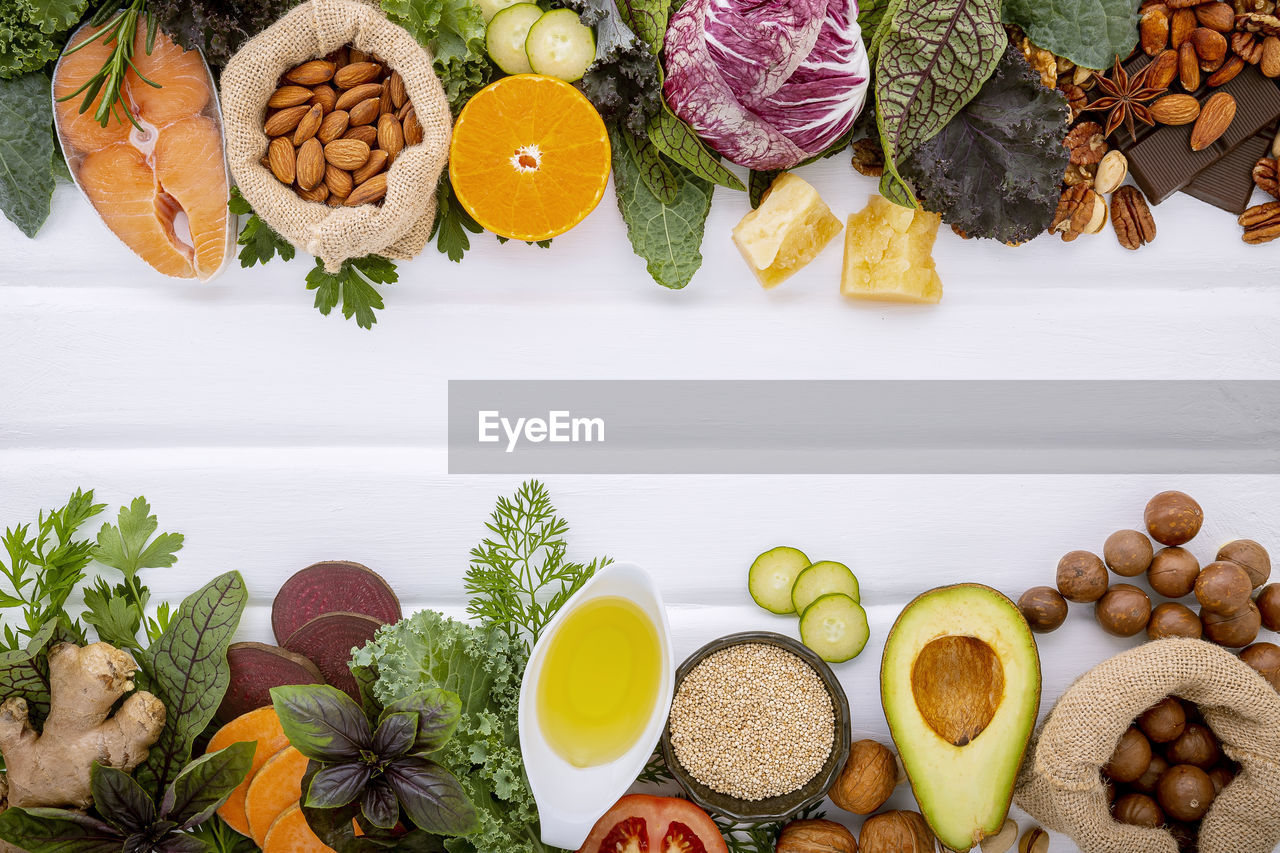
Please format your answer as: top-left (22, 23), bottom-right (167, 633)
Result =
top-left (1183, 125), bottom-right (1278, 214)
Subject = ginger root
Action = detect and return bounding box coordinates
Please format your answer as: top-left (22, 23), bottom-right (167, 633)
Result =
top-left (0, 642), bottom-right (166, 809)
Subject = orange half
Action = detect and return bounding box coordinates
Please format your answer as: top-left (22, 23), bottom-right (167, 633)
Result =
top-left (449, 74), bottom-right (611, 242)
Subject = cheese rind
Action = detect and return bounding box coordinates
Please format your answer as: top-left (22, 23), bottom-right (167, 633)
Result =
top-left (841, 195), bottom-right (943, 304)
top-left (732, 173), bottom-right (843, 288)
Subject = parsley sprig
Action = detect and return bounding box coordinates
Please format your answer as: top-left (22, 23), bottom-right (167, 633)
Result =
top-left (306, 255), bottom-right (397, 330)
top-left (229, 188), bottom-right (295, 267)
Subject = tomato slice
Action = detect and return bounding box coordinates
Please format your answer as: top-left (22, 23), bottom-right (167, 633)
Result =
top-left (578, 795), bottom-right (728, 853)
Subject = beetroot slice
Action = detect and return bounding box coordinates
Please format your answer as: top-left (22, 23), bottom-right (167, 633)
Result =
top-left (282, 612), bottom-right (384, 703)
top-left (272, 561), bottom-right (401, 645)
top-left (217, 642), bottom-right (324, 724)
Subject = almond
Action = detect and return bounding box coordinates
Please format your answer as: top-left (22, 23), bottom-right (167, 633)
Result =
top-left (267, 136), bottom-right (295, 184)
top-left (292, 103), bottom-right (324, 145)
top-left (1200, 52), bottom-right (1225, 72)
top-left (1208, 54), bottom-right (1246, 85)
top-left (333, 61), bottom-right (381, 89)
top-left (353, 149), bottom-right (389, 185)
top-left (297, 182), bottom-right (330, 204)
top-left (324, 138), bottom-right (371, 170)
top-left (268, 85), bottom-right (313, 108)
top-left (403, 107), bottom-right (423, 146)
top-left (349, 47), bottom-right (368, 65)
top-left (348, 96), bottom-right (381, 127)
top-left (335, 83), bottom-right (382, 112)
top-left (296, 137), bottom-right (325, 190)
top-left (325, 165), bottom-right (354, 199)
top-left (1195, 2), bottom-right (1235, 32)
top-left (1150, 93), bottom-right (1201, 124)
top-left (343, 125), bottom-right (378, 147)
top-left (1191, 27), bottom-right (1227, 62)
top-left (285, 59), bottom-right (335, 86)
top-left (310, 84), bottom-right (337, 114)
top-left (377, 114), bottom-right (404, 161)
top-left (263, 104), bottom-right (310, 137)
top-left (380, 79), bottom-right (394, 116)
top-left (1179, 42), bottom-right (1201, 89)
top-left (1263, 36), bottom-right (1280, 78)
top-left (331, 46), bottom-right (350, 68)
top-left (389, 71), bottom-right (407, 109)
top-left (1191, 91), bottom-right (1236, 151)
top-left (345, 173), bottom-right (387, 206)
top-left (1148, 49), bottom-right (1179, 88)
top-left (1171, 8), bottom-right (1196, 48)
top-left (317, 110), bottom-right (350, 144)
top-left (1141, 6), bottom-right (1171, 54)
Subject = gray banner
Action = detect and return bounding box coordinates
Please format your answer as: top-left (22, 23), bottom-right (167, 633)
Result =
top-left (447, 381), bottom-right (1280, 474)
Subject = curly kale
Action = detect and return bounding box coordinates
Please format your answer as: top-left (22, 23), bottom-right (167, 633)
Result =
top-left (566, 0), bottom-right (663, 137)
top-left (1, 0), bottom-right (90, 79)
top-left (148, 0), bottom-right (303, 68)
top-left (899, 46), bottom-right (1070, 244)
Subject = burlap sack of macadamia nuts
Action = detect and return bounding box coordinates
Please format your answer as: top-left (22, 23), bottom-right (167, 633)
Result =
top-left (220, 0), bottom-right (451, 271)
top-left (1015, 639), bottom-right (1280, 853)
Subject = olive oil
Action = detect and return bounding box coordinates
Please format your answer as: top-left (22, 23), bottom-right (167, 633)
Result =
top-left (537, 595), bottom-right (661, 768)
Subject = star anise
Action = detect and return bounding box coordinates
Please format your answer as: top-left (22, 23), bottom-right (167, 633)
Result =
top-left (1085, 56), bottom-right (1168, 139)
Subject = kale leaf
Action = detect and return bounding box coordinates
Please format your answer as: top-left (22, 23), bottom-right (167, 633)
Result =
top-left (148, 0), bottom-right (304, 69)
top-left (567, 0), bottom-right (663, 137)
top-left (383, 0), bottom-right (491, 113)
top-left (900, 46), bottom-right (1070, 244)
top-left (1002, 0), bottom-right (1138, 71)
top-left (0, 73), bottom-right (57, 238)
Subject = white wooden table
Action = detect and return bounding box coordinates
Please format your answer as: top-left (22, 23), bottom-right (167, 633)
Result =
top-left (2, 157), bottom-right (1279, 850)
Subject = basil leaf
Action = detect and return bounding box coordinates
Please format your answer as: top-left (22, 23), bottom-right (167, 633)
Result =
top-left (134, 571), bottom-right (247, 800)
top-left (385, 757), bottom-right (479, 837)
top-left (1002, 0), bottom-right (1138, 70)
top-left (382, 689), bottom-right (461, 755)
top-left (360, 778), bottom-right (399, 830)
top-left (874, 0), bottom-right (1006, 169)
top-left (372, 711), bottom-right (418, 758)
top-left (163, 741), bottom-right (256, 829)
top-left (0, 807), bottom-right (121, 853)
top-left (272, 684), bottom-right (371, 762)
top-left (89, 764), bottom-right (155, 834)
top-left (0, 73), bottom-right (56, 239)
top-left (646, 107), bottom-right (746, 192)
top-left (152, 834), bottom-right (209, 853)
top-left (306, 763), bottom-right (373, 809)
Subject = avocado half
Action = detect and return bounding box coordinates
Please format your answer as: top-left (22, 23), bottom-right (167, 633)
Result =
top-left (881, 584), bottom-right (1041, 852)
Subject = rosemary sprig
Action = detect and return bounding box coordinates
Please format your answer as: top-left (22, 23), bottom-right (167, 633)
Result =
top-left (57, 0), bottom-right (159, 130)
top-left (715, 803), bottom-right (827, 853)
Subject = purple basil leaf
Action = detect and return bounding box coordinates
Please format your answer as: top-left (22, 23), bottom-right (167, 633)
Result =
top-left (152, 833), bottom-right (209, 853)
top-left (360, 778), bottom-right (399, 830)
top-left (0, 807), bottom-right (121, 853)
top-left (162, 741), bottom-right (256, 829)
top-left (381, 689), bottom-right (460, 754)
top-left (371, 712), bottom-right (418, 758)
top-left (384, 757), bottom-right (479, 837)
top-left (306, 762), bottom-right (373, 809)
top-left (271, 684), bottom-right (371, 762)
top-left (90, 763), bottom-right (156, 834)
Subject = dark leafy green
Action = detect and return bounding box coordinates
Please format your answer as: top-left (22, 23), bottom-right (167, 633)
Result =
top-left (148, 0), bottom-right (304, 69)
top-left (383, 0), bottom-right (491, 112)
top-left (900, 46), bottom-right (1070, 244)
top-left (0, 72), bottom-right (57, 238)
top-left (431, 177), bottom-right (482, 262)
top-left (1002, 0), bottom-right (1138, 70)
top-left (624, 132), bottom-right (679, 205)
top-left (306, 255), bottom-right (398, 330)
top-left (0, 620), bottom-right (58, 726)
top-left (0, 0), bottom-right (88, 80)
top-left (647, 106), bottom-right (745, 192)
top-left (567, 0), bottom-right (663, 137)
top-left (229, 187), bottom-right (297, 267)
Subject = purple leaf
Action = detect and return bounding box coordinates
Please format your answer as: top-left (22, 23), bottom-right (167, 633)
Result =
top-left (361, 778), bottom-right (399, 830)
top-left (381, 689), bottom-right (460, 754)
top-left (385, 757), bottom-right (479, 837)
top-left (272, 684), bottom-right (372, 762)
top-left (306, 762), bottom-right (373, 810)
top-left (90, 764), bottom-right (155, 834)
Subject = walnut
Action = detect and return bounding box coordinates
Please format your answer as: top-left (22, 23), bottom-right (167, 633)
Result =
top-left (1059, 81), bottom-right (1088, 119)
top-left (1238, 11), bottom-right (1280, 34)
top-left (1237, 0), bottom-right (1277, 14)
top-left (1255, 157), bottom-right (1280, 197)
top-left (777, 820), bottom-right (858, 853)
top-left (859, 810), bottom-right (934, 853)
top-left (828, 739), bottom-right (897, 815)
top-left (1016, 34), bottom-right (1059, 88)
top-left (1063, 162), bottom-right (1098, 186)
top-left (850, 138), bottom-right (885, 178)
top-left (1064, 121), bottom-right (1108, 165)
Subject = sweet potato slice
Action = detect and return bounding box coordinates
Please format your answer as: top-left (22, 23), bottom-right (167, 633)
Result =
top-left (283, 612), bottom-right (383, 702)
top-left (262, 804), bottom-right (332, 853)
top-left (217, 642), bottom-right (325, 724)
top-left (207, 706), bottom-right (291, 837)
top-left (272, 561), bottom-right (401, 643)
top-left (246, 746), bottom-right (311, 847)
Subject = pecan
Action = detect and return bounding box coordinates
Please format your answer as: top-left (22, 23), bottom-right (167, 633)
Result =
top-left (1234, 30), bottom-right (1266, 62)
top-left (1240, 200), bottom-right (1280, 243)
top-left (1112, 186), bottom-right (1157, 249)
top-left (850, 138), bottom-right (885, 177)
top-left (1064, 121), bottom-right (1108, 164)
top-left (1255, 157), bottom-right (1280, 197)
top-left (1051, 186), bottom-right (1106, 241)
top-left (1238, 12), bottom-right (1280, 35)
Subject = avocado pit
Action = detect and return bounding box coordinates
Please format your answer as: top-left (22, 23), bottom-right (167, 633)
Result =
top-left (911, 635), bottom-right (1005, 747)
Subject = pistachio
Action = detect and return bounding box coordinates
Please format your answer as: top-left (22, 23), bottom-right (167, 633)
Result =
top-left (1019, 827), bottom-right (1050, 853)
top-left (980, 820), bottom-right (1019, 853)
top-left (1094, 150), bottom-right (1129, 194)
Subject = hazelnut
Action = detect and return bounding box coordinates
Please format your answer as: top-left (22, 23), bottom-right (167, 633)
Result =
top-left (1148, 602), bottom-right (1203, 640)
top-left (1157, 764), bottom-right (1216, 821)
top-left (1145, 491), bottom-right (1204, 546)
top-left (1105, 529), bottom-right (1154, 576)
top-left (1104, 726), bottom-right (1153, 782)
top-left (1058, 550), bottom-right (1109, 603)
top-left (1240, 641), bottom-right (1280, 689)
top-left (1202, 600), bottom-right (1262, 648)
top-left (1258, 583), bottom-right (1280, 631)
top-left (1113, 792), bottom-right (1165, 828)
top-left (828, 740), bottom-right (896, 815)
top-left (1148, 547), bottom-right (1200, 599)
top-left (1167, 723), bottom-right (1221, 768)
top-left (1095, 584), bottom-right (1152, 637)
top-left (858, 810), bottom-right (933, 853)
top-left (1217, 539), bottom-right (1271, 588)
top-left (777, 819), bottom-right (858, 853)
top-left (1133, 752), bottom-right (1170, 793)
top-left (1138, 696), bottom-right (1187, 743)
top-left (1195, 561), bottom-right (1253, 614)
top-left (1018, 827), bottom-right (1049, 853)
top-left (1019, 586), bottom-right (1069, 633)
top-left (980, 819), bottom-right (1018, 853)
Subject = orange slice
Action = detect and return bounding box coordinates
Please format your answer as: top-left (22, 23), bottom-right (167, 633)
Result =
top-left (449, 74), bottom-right (610, 241)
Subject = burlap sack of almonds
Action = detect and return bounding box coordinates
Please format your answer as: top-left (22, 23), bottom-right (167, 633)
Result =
top-left (221, 0), bottom-right (451, 271)
top-left (1015, 638), bottom-right (1280, 853)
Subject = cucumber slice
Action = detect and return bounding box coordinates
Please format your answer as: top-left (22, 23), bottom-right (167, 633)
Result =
top-left (486, 4), bottom-right (542, 75)
top-left (791, 561), bottom-right (860, 615)
top-left (477, 0), bottom-right (524, 23)
top-left (525, 8), bottom-right (596, 83)
top-left (748, 546), bottom-right (811, 614)
top-left (800, 594), bottom-right (870, 663)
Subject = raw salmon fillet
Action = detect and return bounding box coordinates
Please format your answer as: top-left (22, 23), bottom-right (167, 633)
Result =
top-left (54, 24), bottom-right (229, 280)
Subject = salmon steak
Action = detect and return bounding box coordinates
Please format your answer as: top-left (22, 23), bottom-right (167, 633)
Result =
top-left (54, 24), bottom-right (231, 280)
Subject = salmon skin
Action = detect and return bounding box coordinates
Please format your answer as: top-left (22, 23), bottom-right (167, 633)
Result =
top-left (54, 23), bottom-right (231, 281)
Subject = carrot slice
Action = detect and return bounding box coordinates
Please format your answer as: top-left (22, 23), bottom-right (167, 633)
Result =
top-left (245, 747), bottom-right (311, 846)
top-left (207, 707), bottom-right (290, 837)
top-left (262, 804), bottom-right (333, 853)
